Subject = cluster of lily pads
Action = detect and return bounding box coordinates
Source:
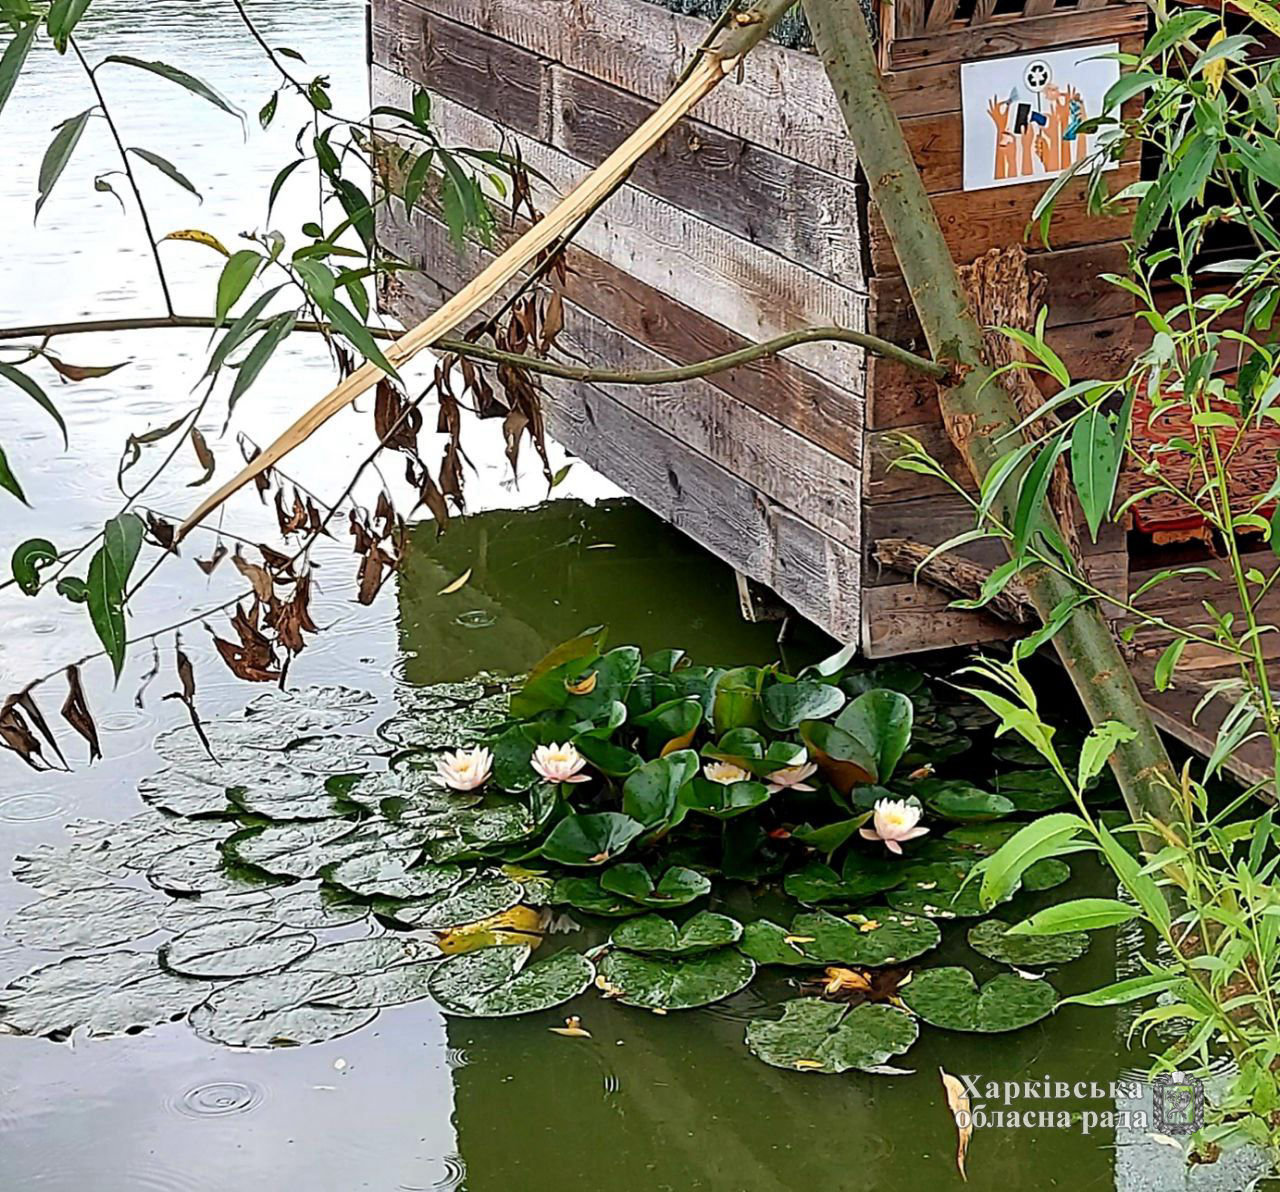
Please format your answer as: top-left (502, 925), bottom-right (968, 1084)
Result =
top-left (0, 631), bottom-right (1117, 1073)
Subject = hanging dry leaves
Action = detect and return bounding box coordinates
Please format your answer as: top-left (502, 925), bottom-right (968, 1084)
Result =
top-left (232, 550), bottom-right (274, 602)
top-left (189, 427), bottom-right (216, 487)
top-left (939, 1068), bottom-right (972, 1182)
top-left (60, 666), bottom-right (101, 763)
top-left (195, 542), bottom-right (228, 574)
top-left (163, 637), bottom-right (212, 758)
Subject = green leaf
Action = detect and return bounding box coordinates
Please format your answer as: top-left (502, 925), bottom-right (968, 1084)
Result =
top-left (680, 776), bottom-right (771, 820)
top-left (1166, 132), bottom-right (1218, 212)
top-left (836, 688), bottom-right (913, 782)
top-left (1154, 637), bottom-right (1187, 690)
top-left (1012, 433), bottom-right (1067, 558)
top-left (0, 443), bottom-right (26, 503)
top-left (127, 146), bottom-right (200, 201)
top-left (760, 679), bottom-right (845, 730)
top-left (35, 108), bottom-right (91, 220)
top-left (1077, 721), bottom-right (1136, 790)
top-left (740, 908), bottom-right (940, 968)
top-left (621, 751), bottom-right (697, 828)
top-left (609, 910), bottom-right (740, 955)
top-left (428, 945), bottom-right (594, 1017)
top-left (540, 812), bottom-right (644, 867)
top-left (1142, 9), bottom-right (1217, 60)
top-left (1005, 897), bottom-right (1137, 935)
top-left (45, 0), bottom-right (91, 51)
top-left (783, 854), bottom-right (905, 904)
top-left (12, 537), bottom-right (57, 594)
top-left (102, 55), bottom-right (243, 122)
top-left (900, 966), bottom-right (1056, 1032)
top-left (160, 917), bottom-right (316, 979)
top-left (746, 999), bottom-right (918, 1074)
top-left (1070, 390), bottom-right (1133, 541)
top-left (318, 294), bottom-right (399, 379)
top-left (711, 666), bottom-right (764, 735)
top-left (228, 312), bottom-right (296, 413)
top-left (967, 917), bottom-right (1089, 968)
top-left (598, 863), bottom-right (711, 909)
top-left (204, 285), bottom-right (285, 378)
top-left (1057, 971), bottom-right (1182, 1008)
top-left (974, 812), bottom-right (1086, 910)
top-left (215, 249), bottom-right (262, 326)
top-left (0, 17), bottom-right (37, 118)
top-left (596, 945), bottom-right (754, 1010)
top-left (85, 512), bottom-right (144, 679)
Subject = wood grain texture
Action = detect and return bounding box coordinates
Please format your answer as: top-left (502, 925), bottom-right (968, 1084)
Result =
top-left (385, 251), bottom-right (864, 642)
top-left (374, 69), bottom-right (868, 393)
top-left (376, 0), bottom-right (861, 176)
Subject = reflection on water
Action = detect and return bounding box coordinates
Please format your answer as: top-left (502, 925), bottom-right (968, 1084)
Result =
top-left (0, 3), bottom-right (1258, 1191)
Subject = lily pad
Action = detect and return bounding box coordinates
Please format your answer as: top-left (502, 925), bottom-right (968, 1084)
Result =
top-left (160, 919), bottom-right (317, 979)
top-left (299, 936), bottom-right (442, 1008)
top-left (598, 863), bottom-right (711, 908)
top-left (156, 890), bottom-right (279, 933)
top-left (549, 875), bottom-right (648, 918)
top-left (242, 683), bottom-right (378, 735)
top-left (679, 777), bottom-right (771, 819)
top-left (227, 770), bottom-right (357, 821)
top-left (321, 851), bottom-right (463, 899)
top-left (994, 768), bottom-right (1073, 812)
top-left (223, 821), bottom-right (366, 879)
top-left (760, 680), bottom-right (845, 731)
top-left (609, 911), bottom-right (742, 956)
top-left (739, 909), bottom-right (939, 967)
top-left (0, 951), bottom-right (207, 1038)
top-left (746, 998), bottom-right (918, 1074)
top-left (428, 945), bottom-right (594, 1017)
top-left (270, 887), bottom-right (370, 929)
top-left (915, 779), bottom-right (1015, 822)
top-left (540, 812), bottom-right (644, 867)
top-left (148, 838), bottom-right (281, 896)
top-left (968, 918), bottom-right (1090, 968)
top-left (375, 871), bottom-right (523, 930)
top-left (783, 855), bottom-right (905, 905)
top-left (137, 767), bottom-right (236, 818)
top-left (1023, 858), bottom-right (1071, 891)
top-left (597, 947), bottom-right (755, 1010)
top-left (621, 752), bottom-right (698, 828)
top-left (884, 861), bottom-right (996, 918)
top-left (5, 886), bottom-right (162, 950)
top-left (900, 966), bottom-right (1056, 1032)
top-left (188, 970), bottom-right (378, 1047)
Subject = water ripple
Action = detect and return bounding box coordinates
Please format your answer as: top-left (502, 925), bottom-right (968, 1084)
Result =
top-left (168, 1080), bottom-right (266, 1120)
top-left (0, 793), bottom-right (64, 823)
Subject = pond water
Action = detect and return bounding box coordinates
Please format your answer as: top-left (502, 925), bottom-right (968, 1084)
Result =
top-left (0, 4), bottom-right (1269, 1191)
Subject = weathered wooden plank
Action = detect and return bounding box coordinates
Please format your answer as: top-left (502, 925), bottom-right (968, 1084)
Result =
top-left (888, 4), bottom-right (1148, 70)
top-left (383, 203), bottom-right (862, 546)
top-left (869, 240), bottom-right (1133, 346)
top-left (866, 313), bottom-right (1137, 430)
top-left (374, 67), bottom-right (869, 393)
top-left (375, 148), bottom-right (866, 467)
top-left (552, 66), bottom-right (865, 283)
top-left (377, 0), bottom-right (860, 176)
top-left (868, 163), bottom-right (1138, 275)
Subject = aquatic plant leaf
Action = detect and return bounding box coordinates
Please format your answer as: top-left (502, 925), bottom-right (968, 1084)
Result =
top-left (711, 666), bottom-right (764, 735)
top-left (598, 863), bottom-right (711, 908)
top-left (302, 935), bottom-right (437, 974)
top-left (783, 855), bottom-right (905, 905)
top-left (540, 812), bottom-right (644, 866)
top-left (227, 770), bottom-right (356, 821)
top-left (798, 720), bottom-right (878, 792)
top-left (375, 871), bottom-right (523, 930)
top-left (739, 908), bottom-right (939, 968)
top-left (137, 766), bottom-right (237, 817)
top-left (679, 776), bottom-right (771, 820)
top-left (5, 885), bottom-right (163, 950)
top-left (598, 946), bottom-right (755, 1010)
top-left (376, 679), bottom-right (510, 751)
top-left (836, 689), bottom-right (914, 783)
top-left (549, 875), bottom-right (648, 918)
top-left (489, 721), bottom-right (565, 792)
top-left (632, 696), bottom-right (703, 756)
top-left (760, 679), bottom-right (845, 730)
top-left (746, 999), bottom-right (918, 1074)
top-left (343, 768), bottom-right (476, 815)
top-left (161, 918), bottom-right (317, 979)
top-left (269, 887), bottom-right (369, 929)
top-left (900, 967), bottom-right (1056, 1032)
top-left (189, 970), bottom-right (378, 1047)
top-left (993, 767), bottom-right (1073, 812)
top-left (322, 850), bottom-right (463, 899)
top-left (883, 859), bottom-right (1006, 919)
top-left (148, 837), bottom-right (282, 896)
top-left (573, 735), bottom-right (644, 778)
top-left (0, 951), bottom-right (207, 1038)
top-left (563, 645), bottom-right (641, 721)
top-left (608, 911), bottom-right (742, 956)
top-left (621, 751), bottom-right (698, 828)
top-left (967, 918), bottom-right (1090, 968)
top-left (223, 820), bottom-right (366, 879)
top-left (12, 843), bottom-right (128, 894)
top-left (944, 823), bottom-right (1022, 852)
top-left (1022, 858), bottom-right (1071, 891)
top-left (241, 684), bottom-right (377, 734)
top-left (156, 890), bottom-right (278, 933)
top-left (429, 945), bottom-right (595, 1017)
top-left (915, 778), bottom-right (1015, 822)
top-left (323, 960), bottom-right (444, 1009)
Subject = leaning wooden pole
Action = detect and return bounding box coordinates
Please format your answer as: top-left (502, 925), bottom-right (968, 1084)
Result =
top-left (177, 0), bottom-right (796, 542)
top-left (800, 0), bottom-right (1177, 824)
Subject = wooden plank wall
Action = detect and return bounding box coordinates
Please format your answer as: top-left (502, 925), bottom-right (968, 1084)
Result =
top-left (369, 0), bottom-right (868, 641)
top-left (861, 1), bottom-right (1147, 655)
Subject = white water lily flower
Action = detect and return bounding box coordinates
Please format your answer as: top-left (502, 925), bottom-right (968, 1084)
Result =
top-left (436, 746), bottom-right (494, 791)
top-left (532, 742), bottom-right (591, 784)
top-left (859, 797), bottom-right (929, 855)
top-left (704, 760), bottom-right (750, 785)
top-left (766, 761), bottom-right (819, 794)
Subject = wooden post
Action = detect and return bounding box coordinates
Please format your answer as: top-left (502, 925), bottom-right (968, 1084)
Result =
top-left (801, 0), bottom-right (1178, 824)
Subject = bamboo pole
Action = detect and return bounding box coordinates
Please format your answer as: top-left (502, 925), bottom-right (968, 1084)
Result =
top-left (800, 0), bottom-right (1177, 824)
top-left (177, 0), bottom-right (797, 541)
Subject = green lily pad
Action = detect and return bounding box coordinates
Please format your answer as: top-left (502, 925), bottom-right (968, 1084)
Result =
top-left (269, 887), bottom-right (369, 929)
top-left (968, 918), bottom-right (1090, 968)
top-left (428, 945), bottom-right (594, 1017)
top-left (994, 768), bottom-right (1073, 812)
top-left (608, 911), bottom-right (742, 956)
top-left (540, 812), bottom-right (645, 866)
top-left (137, 767), bottom-right (236, 818)
top-left (188, 970), bottom-right (378, 1047)
top-left (157, 890), bottom-right (279, 933)
top-left (148, 838), bottom-right (281, 896)
top-left (884, 860), bottom-right (1000, 918)
top-left (549, 875), bottom-right (648, 918)
top-left (321, 851), bottom-right (463, 899)
top-left (343, 768), bottom-right (479, 815)
top-left (739, 908), bottom-right (939, 967)
top-left (760, 680), bottom-right (845, 731)
top-left (1023, 858), bottom-right (1071, 891)
top-left (633, 696), bottom-right (703, 756)
top-left (242, 684), bottom-right (378, 735)
top-left (835, 688), bottom-right (914, 782)
top-left (161, 918), bottom-right (317, 979)
top-left (679, 776), bottom-right (771, 819)
top-left (915, 779), bottom-right (1015, 822)
top-left (298, 935), bottom-right (442, 1008)
top-left (900, 966), bottom-right (1056, 1032)
top-left (783, 855), bottom-right (905, 905)
top-left (746, 998), bottom-right (918, 1073)
top-left (621, 752), bottom-right (698, 828)
top-left (598, 863), bottom-right (711, 908)
top-left (597, 946), bottom-right (755, 1010)
top-left (227, 770), bottom-right (357, 821)
top-left (376, 678), bottom-right (511, 750)
top-left (944, 823), bottom-right (1022, 852)
top-left (375, 871), bottom-right (523, 930)
top-left (223, 821), bottom-right (366, 879)
top-left (0, 951), bottom-right (207, 1038)
top-left (5, 886), bottom-right (162, 950)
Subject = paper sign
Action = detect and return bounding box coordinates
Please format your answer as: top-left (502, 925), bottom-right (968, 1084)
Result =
top-left (960, 44), bottom-right (1120, 191)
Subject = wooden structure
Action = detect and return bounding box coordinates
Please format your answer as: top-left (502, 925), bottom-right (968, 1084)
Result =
top-left (370, 0), bottom-right (1147, 659)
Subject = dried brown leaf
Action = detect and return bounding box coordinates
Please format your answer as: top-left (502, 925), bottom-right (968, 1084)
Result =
top-left (939, 1068), bottom-right (971, 1182)
top-left (188, 427), bottom-right (216, 487)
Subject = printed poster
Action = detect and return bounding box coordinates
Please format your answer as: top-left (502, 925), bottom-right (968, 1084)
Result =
top-left (960, 44), bottom-right (1121, 191)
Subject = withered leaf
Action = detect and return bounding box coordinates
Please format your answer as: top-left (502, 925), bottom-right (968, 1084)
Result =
top-left (437, 568), bottom-right (471, 596)
top-left (232, 551), bottom-right (274, 602)
top-left (939, 1068), bottom-right (971, 1181)
top-left (188, 427), bottom-right (216, 487)
top-left (9, 690), bottom-right (67, 769)
top-left (163, 638), bottom-right (212, 759)
top-left (145, 513), bottom-right (177, 553)
top-left (0, 700), bottom-right (47, 770)
top-left (60, 664), bottom-right (101, 762)
top-left (47, 356), bottom-right (129, 382)
top-left (195, 543), bottom-right (227, 574)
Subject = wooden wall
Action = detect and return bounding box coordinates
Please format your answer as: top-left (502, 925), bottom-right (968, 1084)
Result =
top-left (370, 0), bottom-right (868, 642)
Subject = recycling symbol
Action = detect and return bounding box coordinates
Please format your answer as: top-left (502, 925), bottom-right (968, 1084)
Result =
top-left (1024, 60), bottom-right (1052, 93)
